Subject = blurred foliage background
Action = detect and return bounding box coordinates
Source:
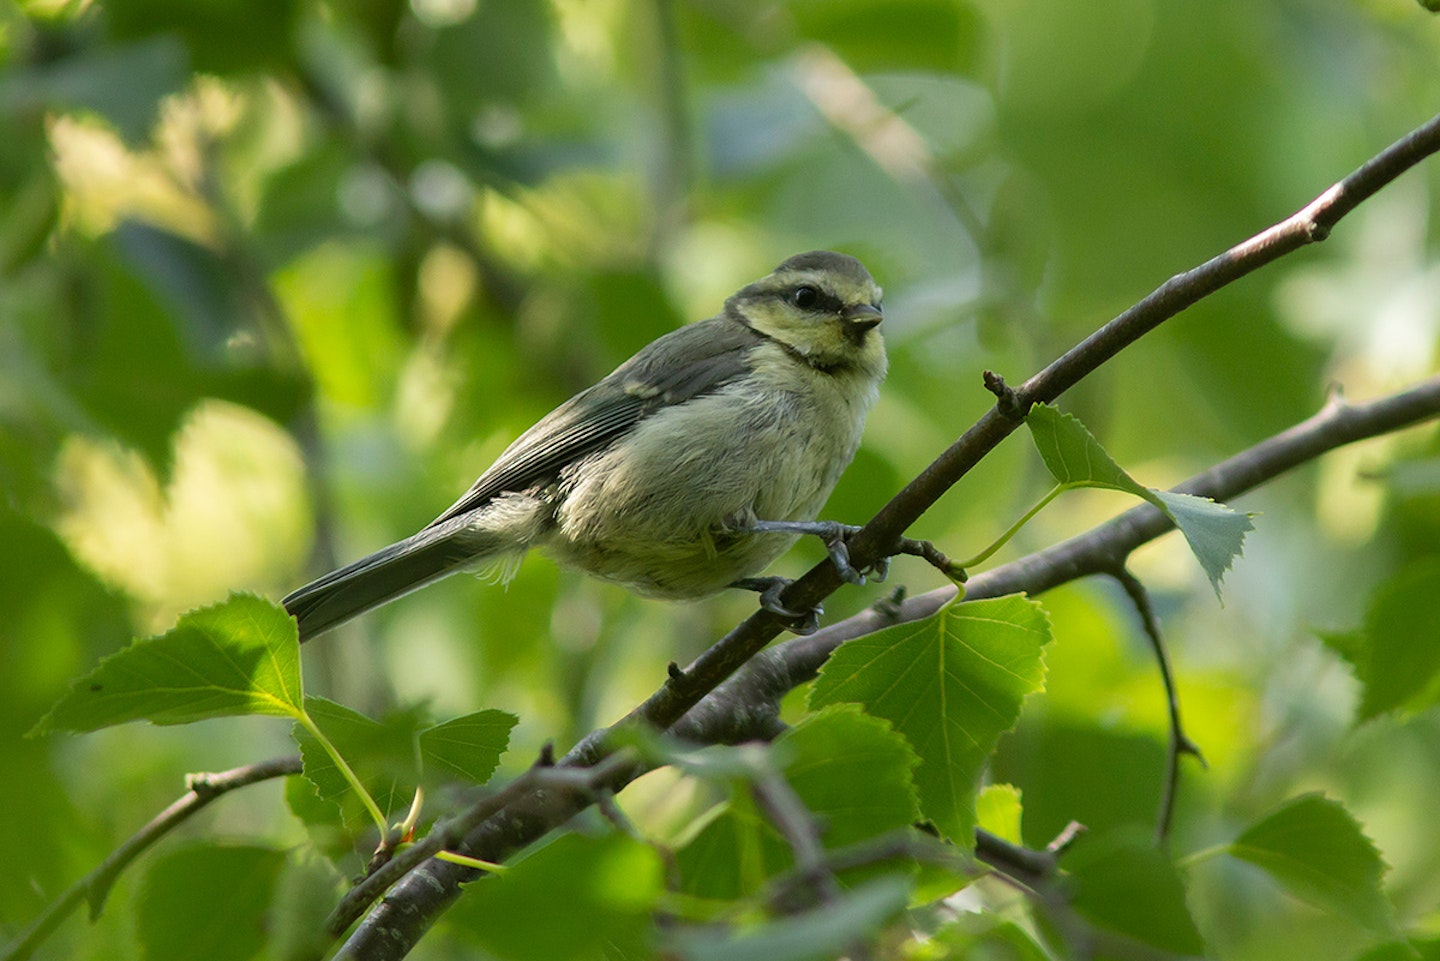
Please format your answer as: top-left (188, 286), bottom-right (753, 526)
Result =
top-left (3, 0), bottom-right (1440, 958)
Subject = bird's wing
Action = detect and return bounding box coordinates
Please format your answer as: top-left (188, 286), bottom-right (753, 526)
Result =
top-left (428, 316), bottom-right (762, 527)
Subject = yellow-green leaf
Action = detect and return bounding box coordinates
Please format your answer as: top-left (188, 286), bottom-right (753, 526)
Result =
top-left (31, 593), bottom-right (302, 734)
top-left (809, 595), bottom-right (1052, 848)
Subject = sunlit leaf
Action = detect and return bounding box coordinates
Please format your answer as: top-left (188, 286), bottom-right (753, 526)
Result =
top-left (1230, 793), bottom-right (1395, 936)
top-left (810, 595), bottom-right (1051, 847)
top-left (976, 783), bottom-right (1023, 845)
top-left (31, 593), bottom-right (301, 734)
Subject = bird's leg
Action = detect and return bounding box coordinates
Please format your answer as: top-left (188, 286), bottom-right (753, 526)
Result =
top-left (744, 520), bottom-right (963, 584)
top-left (730, 576), bottom-right (821, 635)
top-left (743, 520), bottom-right (874, 585)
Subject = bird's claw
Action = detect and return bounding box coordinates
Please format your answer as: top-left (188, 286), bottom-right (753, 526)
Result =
top-left (814, 522), bottom-right (891, 585)
top-left (731, 577), bottom-right (822, 635)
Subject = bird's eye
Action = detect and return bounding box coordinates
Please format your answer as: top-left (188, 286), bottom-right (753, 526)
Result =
top-left (791, 285), bottom-right (819, 309)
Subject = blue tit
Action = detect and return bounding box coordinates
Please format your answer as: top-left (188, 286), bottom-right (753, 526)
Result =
top-left (283, 250), bottom-right (886, 641)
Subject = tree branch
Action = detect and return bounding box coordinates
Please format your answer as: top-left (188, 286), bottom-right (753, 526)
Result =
top-left (764, 375), bottom-right (1440, 686)
top-left (2, 756), bottom-right (302, 961)
top-left (1112, 566), bottom-right (1203, 844)
top-left (326, 749), bottom-right (641, 937)
top-left (334, 111), bottom-right (1440, 960)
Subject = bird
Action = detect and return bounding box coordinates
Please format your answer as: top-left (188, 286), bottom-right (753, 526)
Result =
top-left (283, 250), bottom-right (887, 642)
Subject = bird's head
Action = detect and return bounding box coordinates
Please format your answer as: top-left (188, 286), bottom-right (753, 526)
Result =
top-left (726, 251), bottom-right (885, 371)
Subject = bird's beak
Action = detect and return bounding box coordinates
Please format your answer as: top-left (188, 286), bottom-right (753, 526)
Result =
top-left (843, 303), bottom-right (883, 333)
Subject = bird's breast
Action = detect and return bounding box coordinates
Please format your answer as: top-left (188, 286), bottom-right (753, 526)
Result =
top-left (545, 348), bottom-right (881, 598)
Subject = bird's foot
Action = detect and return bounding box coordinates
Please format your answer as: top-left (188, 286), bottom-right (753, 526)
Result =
top-left (731, 577), bottom-right (822, 635)
top-left (743, 520), bottom-right (885, 585)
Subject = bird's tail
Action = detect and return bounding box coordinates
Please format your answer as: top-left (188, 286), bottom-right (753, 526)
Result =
top-left (283, 525), bottom-right (476, 642)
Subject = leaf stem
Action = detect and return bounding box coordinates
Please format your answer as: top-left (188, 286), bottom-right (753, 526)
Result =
top-left (433, 850), bottom-right (508, 873)
top-left (955, 485), bottom-right (1067, 569)
top-left (296, 708), bottom-right (389, 836)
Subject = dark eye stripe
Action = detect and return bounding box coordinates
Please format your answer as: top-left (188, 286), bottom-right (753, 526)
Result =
top-left (790, 285), bottom-right (844, 313)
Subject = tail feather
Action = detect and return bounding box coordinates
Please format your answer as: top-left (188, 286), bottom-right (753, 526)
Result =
top-left (283, 527), bottom-right (474, 642)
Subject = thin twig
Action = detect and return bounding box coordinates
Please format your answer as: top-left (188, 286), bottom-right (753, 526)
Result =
top-left (1112, 568), bottom-right (1204, 844)
top-left (2, 756), bottom-right (302, 961)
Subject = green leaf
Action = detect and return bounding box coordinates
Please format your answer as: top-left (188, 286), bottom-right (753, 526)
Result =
top-left (675, 707), bottom-right (922, 900)
top-left (1351, 939), bottom-right (1440, 961)
top-left (70, 237), bottom-right (215, 477)
top-left (670, 876), bottom-right (911, 961)
top-left (787, 0), bottom-right (980, 73)
top-left (990, 721), bottom-right (1167, 848)
top-left (1026, 403), bottom-right (1253, 595)
top-left (1151, 488), bottom-right (1255, 594)
top-left (779, 705), bottom-right (923, 849)
top-left (448, 832), bottom-right (663, 961)
top-left (809, 595), bottom-right (1051, 847)
top-left (1316, 627), bottom-right (1366, 675)
top-left (1229, 793), bottom-right (1395, 935)
top-left (1066, 829), bottom-right (1205, 955)
top-left (272, 243), bottom-right (404, 409)
top-left (137, 843), bottom-right (287, 961)
top-left (1357, 559), bottom-right (1440, 719)
top-left (0, 506), bottom-right (129, 712)
top-left (418, 709), bottom-right (517, 785)
top-left (976, 783), bottom-right (1023, 845)
top-left (1026, 401), bottom-right (1150, 498)
top-left (676, 791), bottom-right (768, 901)
top-left (929, 913), bottom-right (1051, 961)
top-left (267, 851), bottom-right (346, 961)
top-left (291, 697), bottom-right (422, 824)
top-left (31, 593), bottom-right (302, 734)
top-left (283, 773), bottom-right (354, 866)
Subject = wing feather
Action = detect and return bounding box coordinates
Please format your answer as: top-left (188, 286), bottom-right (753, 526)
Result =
top-left (428, 316), bottom-right (761, 527)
